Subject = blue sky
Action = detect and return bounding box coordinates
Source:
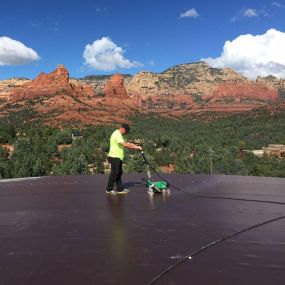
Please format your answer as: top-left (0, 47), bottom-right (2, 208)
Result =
top-left (0, 0), bottom-right (285, 79)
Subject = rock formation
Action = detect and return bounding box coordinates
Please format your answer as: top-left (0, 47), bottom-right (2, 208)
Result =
top-left (126, 62), bottom-right (249, 99)
top-left (0, 78), bottom-right (29, 101)
top-left (10, 64), bottom-right (94, 102)
top-left (79, 62), bottom-right (285, 104)
top-left (203, 82), bottom-right (278, 102)
top-left (81, 74), bottom-right (132, 96)
top-left (0, 62), bottom-right (285, 127)
top-left (104, 74), bottom-right (129, 98)
top-left (256, 76), bottom-right (285, 100)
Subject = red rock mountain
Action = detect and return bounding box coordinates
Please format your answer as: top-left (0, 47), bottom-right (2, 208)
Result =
top-left (0, 78), bottom-right (29, 101)
top-left (203, 82), bottom-right (278, 102)
top-left (10, 64), bottom-right (94, 102)
top-left (104, 74), bottom-right (129, 98)
top-left (0, 62), bottom-right (284, 127)
top-left (1, 65), bottom-right (136, 127)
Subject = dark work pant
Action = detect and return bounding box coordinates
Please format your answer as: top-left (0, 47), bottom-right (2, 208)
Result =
top-left (106, 157), bottom-right (123, 191)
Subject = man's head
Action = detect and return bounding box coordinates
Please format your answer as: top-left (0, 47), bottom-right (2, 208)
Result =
top-left (120, 124), bottom-right (130, 135)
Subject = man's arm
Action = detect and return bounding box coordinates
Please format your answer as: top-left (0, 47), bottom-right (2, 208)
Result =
top-left (120, 142), bottom-right (142, 150)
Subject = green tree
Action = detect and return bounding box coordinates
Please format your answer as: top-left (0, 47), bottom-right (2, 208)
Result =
top-left (55, 129), bottom-right (72, 144)
top-left (174, 157), bottom-right (194, 173)
top-left (11, 139), bottom-right (36, 177)
top-left (0, 124), bottom-right (16, 144)
top-left (124, 152), bottom-right (157, 174)
top-left (0, 147), bottom-right (10, 178)
top-left (52, 147), bottom-right (90, 175)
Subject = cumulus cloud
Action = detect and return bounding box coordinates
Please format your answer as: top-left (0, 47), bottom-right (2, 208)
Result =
top-left (180, 8), bottom-right (199, 18)
top-left (83, 37), bottom-right (142, 71)
top-left (202, 29), bottom-right (285, 79)
top-left (0, 36), bottom-right (40, 66)
top-left (243, 8), bottom-right (258, 17)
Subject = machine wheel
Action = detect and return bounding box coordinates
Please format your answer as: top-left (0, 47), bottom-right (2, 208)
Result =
top-left (148, 187), bottom-right (154, 196)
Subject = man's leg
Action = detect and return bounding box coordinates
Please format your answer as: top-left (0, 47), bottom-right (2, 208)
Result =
top-left (116, 160), bottom-right (123, 191)
top-left (116, 161), bottom-right (129, 193)
top-left (106, 157), bottom-right (121, 192)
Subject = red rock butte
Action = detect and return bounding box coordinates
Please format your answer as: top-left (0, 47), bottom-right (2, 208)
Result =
top-left (204, 82), bottom-right (278, 102)
top-left (104, 74), bottom-right (129, 98)
top-left (1, 62), bottom-right (284, 127)
top-left (10, 64), bottom-right (94, 102)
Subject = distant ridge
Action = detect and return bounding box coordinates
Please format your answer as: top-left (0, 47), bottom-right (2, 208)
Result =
top-left (0, 62), bottom-right (284, 127)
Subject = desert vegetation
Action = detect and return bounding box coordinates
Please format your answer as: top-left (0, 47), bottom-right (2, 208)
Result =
top-left (0, 109), bottom-right (285, 179)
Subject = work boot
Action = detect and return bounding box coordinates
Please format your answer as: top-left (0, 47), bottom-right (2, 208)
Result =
top-left (106, 190), bottom-right (117, 195)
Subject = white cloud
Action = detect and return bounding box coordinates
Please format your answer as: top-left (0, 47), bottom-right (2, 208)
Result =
top-left (243, 8), bottom-right (258, 17)
top-left (231, 7), bottom-right (265, 22)
top-left (180, 8), bottom-right (199, 18)
top-left (271, 2), bottom-right (284, 8)
top-left (83, 37), bottom-right (142, 71)
top-left (0, 36), bottom-right (40, 66)
top-left (202, 29), bottom-right (285, 79)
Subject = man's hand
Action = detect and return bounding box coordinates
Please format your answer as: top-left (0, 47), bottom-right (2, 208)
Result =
top-left (121, 142), bottom-right (143, 151)
top-left (136, 145), bottom-right (143, 151)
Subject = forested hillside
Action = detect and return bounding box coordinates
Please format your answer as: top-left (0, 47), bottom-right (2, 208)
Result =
top-left (0, 109), bottom-right (285, 179)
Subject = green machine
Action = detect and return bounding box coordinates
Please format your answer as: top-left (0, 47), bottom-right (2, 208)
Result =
top-left (140, 151), bottom-right (170, 196)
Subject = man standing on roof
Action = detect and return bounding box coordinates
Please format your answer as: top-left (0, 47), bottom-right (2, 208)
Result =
top-left (106, 124), bottom-right (142, 194)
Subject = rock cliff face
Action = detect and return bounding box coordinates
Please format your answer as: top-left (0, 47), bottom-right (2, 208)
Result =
top-left (126, 61), bottom-right (284, 103)
top-left (124, 62), bottom-right (280, 112)
top-left (104, 74), bottom-right (129, 98)
top-left (80, 75), bottom-right (132, 95)
top-left (126, 62), bottom-right (249, 99)
top-left (0, 78), bottom-right (29, 101)
top-left (0, 62), bottom-right (285, 127)
top-left (10, 65), bottom-right (94, 102)
top-left (203, 82), bottom-right (278, 102)
top-left (256, 76), bottom-right (285, 100)
top-left (0, 66), bottom-right (136, 127)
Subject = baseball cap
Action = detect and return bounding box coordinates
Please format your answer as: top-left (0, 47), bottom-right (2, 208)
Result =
top-left (121, 124), bottom-right (130, 134)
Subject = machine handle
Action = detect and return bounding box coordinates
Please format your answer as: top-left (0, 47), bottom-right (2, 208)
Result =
top-left (140, 151), bottom-right (152, 179)
top-left (141, 150), bottom-right (147, 163)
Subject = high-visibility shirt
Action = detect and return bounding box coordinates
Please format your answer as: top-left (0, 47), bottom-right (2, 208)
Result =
top-left (108, 130), bottom-right (125, 160)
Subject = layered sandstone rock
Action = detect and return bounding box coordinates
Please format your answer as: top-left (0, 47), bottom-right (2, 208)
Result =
top-left (256, 76), bottom-right (285, 99)
top-left (80, 74), bottom-right (132, 95)
top-left (31, 64), bottom-right (70, 87)
top-left (126, 62), bottom-right (251, 111)
top-left (104, 74), bottom-right (129, 98)
top-left (256, 75), bottom-right (285, 89)
top-left (203, 82), bottom-right (278, 102)
top-left (70, 79), bottom-right (94, 98)
top-left (10, 64), bottom-right (94, 102)
top-left (126, 62), bottom-right (249, 99)
top-left (77, 62), bottom-right (285, 105)
top-left (0, 78), bottom-right (29, 101)
top-left (1, 62), bottom-right (284, 127)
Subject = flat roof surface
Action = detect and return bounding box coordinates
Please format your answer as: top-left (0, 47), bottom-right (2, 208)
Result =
top-left (0, 174), bottom-right (285, 285)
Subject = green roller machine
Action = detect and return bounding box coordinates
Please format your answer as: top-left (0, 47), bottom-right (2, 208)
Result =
top-left (140, 151), bottom-right (170, 195)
